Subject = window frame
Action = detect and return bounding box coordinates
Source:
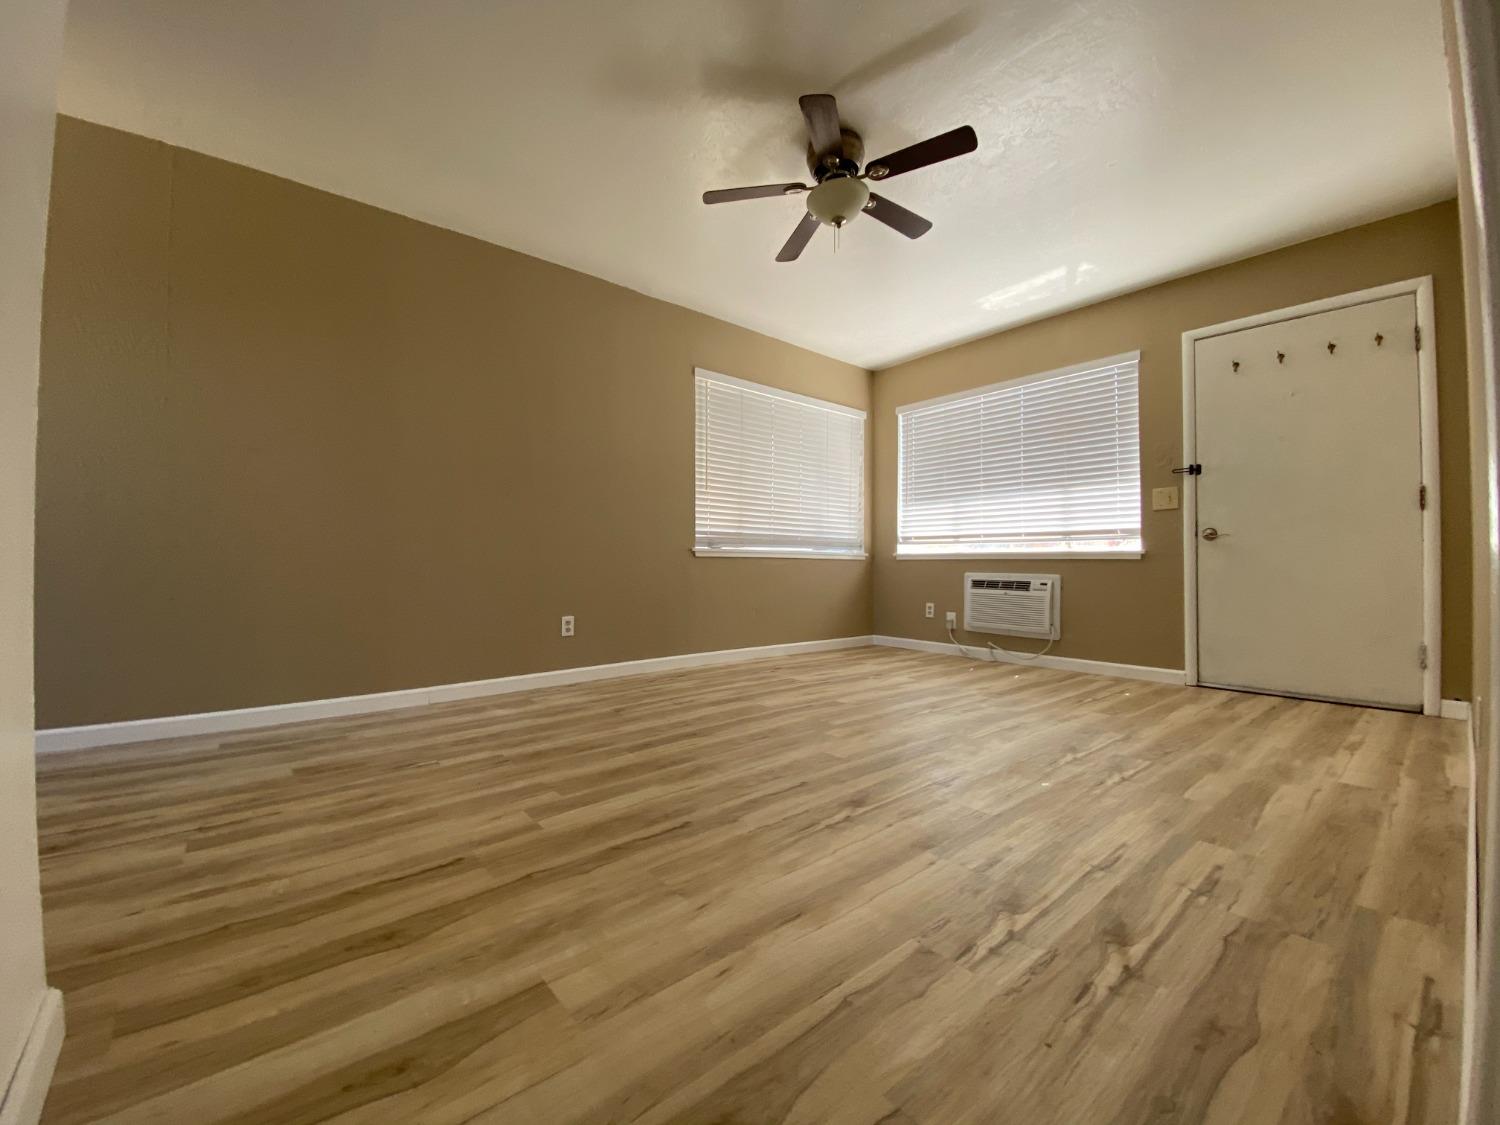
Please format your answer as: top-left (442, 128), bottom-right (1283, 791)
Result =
top-left (693, 368), bottom-right (868, 561)
top-left (894, 351), bottom-right (1144, 561)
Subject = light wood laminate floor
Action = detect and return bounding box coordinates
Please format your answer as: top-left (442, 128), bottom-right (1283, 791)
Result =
top-left (36, 647), bottom-right (1467, 1124)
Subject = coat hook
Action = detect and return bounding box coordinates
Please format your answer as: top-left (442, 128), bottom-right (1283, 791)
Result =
top-left (1327, 341), bottom-right (1336, 354)
top-left (1277, 351), bottom-right (1285, 364)
top-left (1232, 360), bottom-right (1240, 372)
top-left (1375, 332), bottom-right (1384, 346)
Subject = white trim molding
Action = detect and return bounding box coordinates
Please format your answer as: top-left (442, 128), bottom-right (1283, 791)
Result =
top-left (36, 637), bottom-right (877, 752)
top-left (692, 548), bottom-right (867, 560)
top-left (1443, 699), bottom-right (1475, 722)
top-left (872, 634), bottom-right (1186, 685)
top-left (0, 989), bottom-right (64, 1125)
top-left (1181, 277), bottom-right (1442, 716)
top-left (1464, 707), bottom-right (1480, 1125)
top-left (893, 551), bottom-right (1143, 561)
top-left (1446, 0), bottom-right (1500, 1118)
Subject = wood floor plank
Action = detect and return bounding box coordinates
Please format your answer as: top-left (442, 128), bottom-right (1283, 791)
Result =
top-left (34, 647), bottom-right (1468, 1124)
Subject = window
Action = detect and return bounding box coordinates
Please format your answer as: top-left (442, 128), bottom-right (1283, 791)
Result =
top-left (694, 369), bottom-right (865, 558)
top-left (897, 352), bottom-right (1141, 558)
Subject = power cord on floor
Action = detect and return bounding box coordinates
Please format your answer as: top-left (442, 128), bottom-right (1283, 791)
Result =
top-left (988, 636), bottom-right (1056, 661)
top-left (947, 624), bottom-right (1056, 663)
top-left (945, 624), bottom-right (986, 660)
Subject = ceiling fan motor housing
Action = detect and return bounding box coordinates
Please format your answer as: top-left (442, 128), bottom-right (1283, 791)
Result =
top-left (806, 127), bottom-right (865, 180)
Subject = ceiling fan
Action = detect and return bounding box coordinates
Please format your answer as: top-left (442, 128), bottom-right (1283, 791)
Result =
top-left (702, 93), bottom-right (977, 262)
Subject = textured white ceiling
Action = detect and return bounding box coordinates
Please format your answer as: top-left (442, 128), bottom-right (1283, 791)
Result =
top-left (58, 0), bottom-right (1457, 369)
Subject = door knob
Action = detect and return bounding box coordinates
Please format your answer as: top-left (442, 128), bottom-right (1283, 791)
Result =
top-left (1201, 527), bottom-right (1220, 541)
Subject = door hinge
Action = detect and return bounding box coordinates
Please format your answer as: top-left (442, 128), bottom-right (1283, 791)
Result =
top-left (1419, 484), bottom-right (1428, 510)
top-left (1172, 464), bottom-right (1202, 476)
top-left (1419, 643), bottom-right (1429, 671)
top-left (1414, 324), bottom-right (1422, 352)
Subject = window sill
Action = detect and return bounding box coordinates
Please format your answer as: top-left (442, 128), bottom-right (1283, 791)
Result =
top-left (694, 548), bottom-right (868, 560)
top-left (894, 551), bottom-right (1144, 561)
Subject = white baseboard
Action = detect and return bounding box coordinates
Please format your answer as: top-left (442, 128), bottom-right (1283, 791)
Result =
top-left (0, 989), bottom-right (64, 1125)
top-left (39, 633), bottom-right (1460, 753)
top-left (872, 634), bottom-right (1187, 686)
top-left (1443, 699), bottom-right (1474, 721)
top-left (36, 636), bottom-right (877, 752)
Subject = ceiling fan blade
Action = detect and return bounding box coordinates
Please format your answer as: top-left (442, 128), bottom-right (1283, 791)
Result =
top-left (775, 212), bottom-right (820, 262)
top-left (799, 93), bottom-right (843, 162)
top-left (864, 125), bottom-right (977, 180)
top-left (865, 194), bottom-right (933, 239)
top-left (702, 182), bottom-right (807, 204)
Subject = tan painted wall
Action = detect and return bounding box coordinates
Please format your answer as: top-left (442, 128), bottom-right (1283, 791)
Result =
top-left (37, 117), bottom-right (1474, 730)
top-left (0, 0), bottom-right (66, 1096)
top-left (873, 202), bottom-right (1472, 700)
top-left (37, 117), bottom-right (872, 728)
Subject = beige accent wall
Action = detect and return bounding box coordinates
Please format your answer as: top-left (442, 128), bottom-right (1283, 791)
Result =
top-left (873, 202), bottom-right (1472, 699)
top-left (37, 117), bottom-right (871, 728)
top-left (0, 0), bottom-right (66, 1100)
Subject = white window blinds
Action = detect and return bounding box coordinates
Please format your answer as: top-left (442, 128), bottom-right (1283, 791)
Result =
top-left (897, 353), bottom-right (1142, 557)
top-left (695, 369), bottom-right (866, 558)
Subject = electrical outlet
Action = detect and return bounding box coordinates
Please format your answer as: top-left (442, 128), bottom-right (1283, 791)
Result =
top-left (945, 610), bottom-right (957, 628)
top-left (924, 602), bottom-right (935, 618)
top-left (560, 615), bottom-right (575, 637)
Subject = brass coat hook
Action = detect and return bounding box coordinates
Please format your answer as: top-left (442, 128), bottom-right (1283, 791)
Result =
top-left (1232, 360), bottom-right (1240, 372)
top-left (1327, 342), bottom-right (1336, 354)
top-left (1375, 332), bottom-right (1384, 346)
top-left (1277, 351), bottom-right (1285, 364)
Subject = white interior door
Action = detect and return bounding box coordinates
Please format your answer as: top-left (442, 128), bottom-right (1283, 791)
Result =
top-left (1193, 293), bottom-right (1426, 710)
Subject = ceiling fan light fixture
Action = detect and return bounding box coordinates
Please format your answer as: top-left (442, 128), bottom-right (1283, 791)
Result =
top-left (700, 93), bottom-right (976, 260)
top-left (806, 176), bottom-right (870, 228)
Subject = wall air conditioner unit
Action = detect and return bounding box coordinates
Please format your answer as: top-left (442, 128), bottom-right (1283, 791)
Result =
top-left (964, 573), bottom-right (1060, 640)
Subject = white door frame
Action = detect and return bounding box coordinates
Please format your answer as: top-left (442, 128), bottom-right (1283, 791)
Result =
top-left (1180, 276), bottom-right (1441, 715)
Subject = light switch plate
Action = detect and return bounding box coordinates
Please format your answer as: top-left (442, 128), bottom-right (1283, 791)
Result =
top-left (1152, 486), bottom-right (1180, 511)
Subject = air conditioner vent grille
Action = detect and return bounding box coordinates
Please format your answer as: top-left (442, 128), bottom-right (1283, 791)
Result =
top-left (969, 578), bottom-right (1033, 591)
